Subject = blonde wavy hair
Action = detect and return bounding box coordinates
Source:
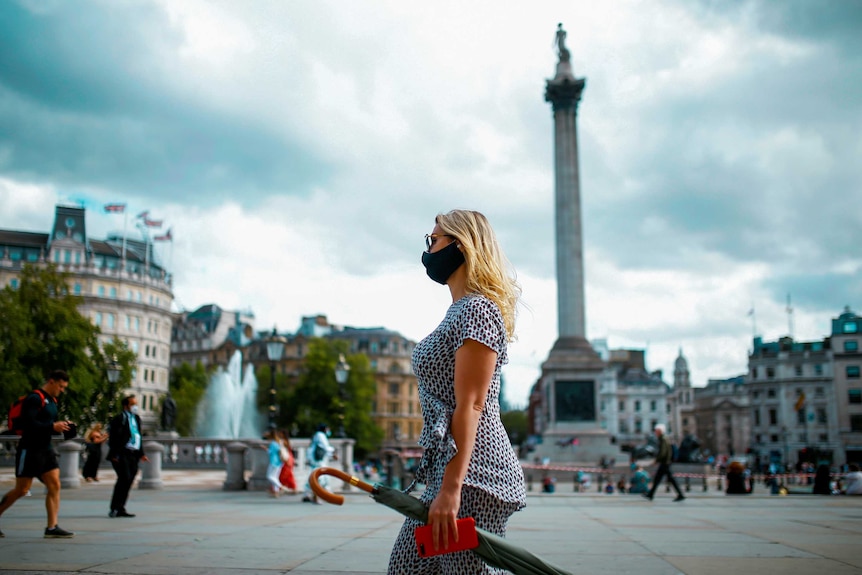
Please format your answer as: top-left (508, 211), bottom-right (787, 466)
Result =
top-left (435, 210), bottom-right (521, 341)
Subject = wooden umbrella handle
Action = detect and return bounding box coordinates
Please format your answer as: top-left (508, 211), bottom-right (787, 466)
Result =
top-left (309, 466), bottom-right (375, 505)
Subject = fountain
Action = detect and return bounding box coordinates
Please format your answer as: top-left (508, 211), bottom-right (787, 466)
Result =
top-left (195, 350), bottom-right (263, 439)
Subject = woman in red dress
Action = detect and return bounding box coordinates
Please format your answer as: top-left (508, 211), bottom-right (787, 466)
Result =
top-left (277, 430), bottom-right (297, 493)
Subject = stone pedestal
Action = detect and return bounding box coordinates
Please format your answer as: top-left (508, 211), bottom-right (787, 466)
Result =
top-left (247, 440), bottom-right (270, 492)
top-left (139, 441), bottom-right (164, 490)
top-left (58, 441), bottom-right (83, 488)
top-left (223, 442), bottom-right (248, 491)
top-left (533, 337), bottom-right (624, 464)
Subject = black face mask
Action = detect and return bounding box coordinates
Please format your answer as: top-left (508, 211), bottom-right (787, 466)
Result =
top-left (421, 241), bottom-right (465, 285)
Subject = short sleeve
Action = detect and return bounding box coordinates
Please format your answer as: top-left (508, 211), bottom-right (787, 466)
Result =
top-left (452, 296), bottom-right (506, 359)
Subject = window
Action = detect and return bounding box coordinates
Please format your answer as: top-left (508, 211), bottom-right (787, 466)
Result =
top-left (75, 251), bottom-right (81, 264)
top-left (849, 389), bottom-right (862, 404)
top-left (819, 433), bottom-right (828, 442)
top-left (135, 317), bottom-right (140, 332)
top-left (753, 409), bottom-right (760, 426)
top-left (98, 286), bottom-right (105, 297)
top-left (650, 400), bottom-right (657, 412)
top-left (63, 250), bottom-right (71, 264)
top-left (619, 420), bottom-right (629, 433)
top-left (388, 383), bottom-right (400, 396)
top-left (770, 434), bottom-right (779, 443)
top-left (797, 409), bottom-right (806, 424)
top-left (127, 290), bottom-right (133, 301)
top-left (73, 283), bottom-right (81, 295)
top-left (767, 388), bottom-right (776, 398)
top-left (106, 314), bottom-right (115, 329)
top-left (125, 315), bottom-right (130, 330)
top-left (94, 312), bottom-right (102, 326)
top-left (683, 417), bottom-right (689, 426)
top-left (767, 368), bottom-right (775, 379)
top-left (769, 409), bottom-right (777, 425)
top-left (845, 340), bottom-right (859, 352)
top-left (815, 364), bottom-right (823, 375)
top-left (618, 400), bottom-right (625, 412)
top-left (10, 278), bottom-right (18, 289)
top-left (848, 366), bottom-right (861, 379)
top-left (110, 287), bottom-right (117, 299)
top-left (634, 400), bottom-right (641, 412)
top-left (844, 321), bottom-right (859, 334)
top-left (817, 408), bottom-right (827, 424)
top-left (634, 419), bottom-right (643, 433)
top-left (852, 415), bottom-right (862, 432)
top-left (752, 390), bottom-right (760, 399)
top-left (388, 401), bottom-right (399, 415)
top-left (794, 365), bottom-right (803, 377)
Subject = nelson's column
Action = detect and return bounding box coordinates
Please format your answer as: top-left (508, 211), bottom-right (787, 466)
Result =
top-left (531, 24), bottom-right (622, 464)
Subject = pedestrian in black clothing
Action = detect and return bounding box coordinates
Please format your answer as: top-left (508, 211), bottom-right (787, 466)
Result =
top-left (643, 424), bottom-right (685, 502)
top-left (107, 395), bottom-right (148, 517)
top-left (0, 370), bottom-right (76, 538)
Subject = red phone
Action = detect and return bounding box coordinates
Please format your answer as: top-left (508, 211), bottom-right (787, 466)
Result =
top-left (414, 517), bottom-right (479, 557)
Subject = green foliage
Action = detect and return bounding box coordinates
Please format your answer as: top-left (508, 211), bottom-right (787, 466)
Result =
top-left (168, 361), bottom-right (209, 436)
top-left (500, 409), bottom-right (528, 445)
top-left (283, 338), bottom-right (383, 457)
top-left (0, 264), bottom-right (135, 430)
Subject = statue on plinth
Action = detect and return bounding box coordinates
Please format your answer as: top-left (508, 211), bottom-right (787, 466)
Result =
top-left (554, 23), bottom-right (571, 62)
top-left (160, 392), bottom-right (177, 432)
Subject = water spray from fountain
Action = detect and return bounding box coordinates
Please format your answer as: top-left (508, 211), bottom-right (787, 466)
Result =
top-left (195, 350), bottom-right (263, 438)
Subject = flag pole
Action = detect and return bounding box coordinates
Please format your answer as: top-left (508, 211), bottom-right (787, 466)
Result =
top-left (122, 209), bottom-right (128, 269)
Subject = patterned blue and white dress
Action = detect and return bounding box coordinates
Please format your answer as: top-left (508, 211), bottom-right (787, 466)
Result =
top-left (388, 294), bottom-right (526, 575)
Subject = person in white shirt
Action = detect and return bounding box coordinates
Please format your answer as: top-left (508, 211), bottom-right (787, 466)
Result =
top-left (842, 464), bottom-right (862, 495)
top-left (303, 424), bottom-right (336, 504)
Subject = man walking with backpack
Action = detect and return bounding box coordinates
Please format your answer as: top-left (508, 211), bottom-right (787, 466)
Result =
top-left (0, 370), bottom-right (76, 538)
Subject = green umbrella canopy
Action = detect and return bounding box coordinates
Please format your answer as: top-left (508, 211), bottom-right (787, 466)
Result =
top-left (310, 467), bottom-right (573, 575)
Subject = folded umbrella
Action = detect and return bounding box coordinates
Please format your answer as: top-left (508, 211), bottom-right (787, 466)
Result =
top-left (310, 467), bottom-right (572, 575)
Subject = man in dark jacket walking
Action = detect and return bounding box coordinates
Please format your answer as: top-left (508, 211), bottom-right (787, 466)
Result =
top-left (107, 395), bottom-right (148, 517)
top-left (643, 423), bottom-right (685, 502)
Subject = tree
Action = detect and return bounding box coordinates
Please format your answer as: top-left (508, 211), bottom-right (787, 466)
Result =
top-left (0, 264), bottom-right (135, 429)
top-left (501, 409), bottom-right (528, 446)
top-left (168, 361), bottom-right (209, 437)
top-left (284, 338), bottom-right (383, 457)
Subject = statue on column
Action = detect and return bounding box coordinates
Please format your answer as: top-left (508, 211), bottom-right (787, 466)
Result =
top-left (161, 392), bottom-right (177, 432)
top-left (554, 23), bottom-right (571, 63)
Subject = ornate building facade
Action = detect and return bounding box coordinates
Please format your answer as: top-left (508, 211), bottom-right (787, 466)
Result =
top-left (0, 205), bottom-right (174, 431)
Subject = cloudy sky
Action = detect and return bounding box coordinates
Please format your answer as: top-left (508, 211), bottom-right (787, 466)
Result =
top-left (2, 0), bottom-right (860, 406)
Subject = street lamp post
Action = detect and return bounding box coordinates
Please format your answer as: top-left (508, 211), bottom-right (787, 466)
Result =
top-left (335, 354), bottom-right (350, 438)
top-left (106, 356), bottom-right (121, 413)
top-left (265, 328), bottom-right (286, 430)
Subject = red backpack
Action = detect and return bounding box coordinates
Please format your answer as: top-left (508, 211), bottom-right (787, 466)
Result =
top-left (8, 389), bottom-right (47, 436)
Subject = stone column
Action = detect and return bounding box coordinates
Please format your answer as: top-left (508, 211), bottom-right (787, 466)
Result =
top-left (139, 441), bottom-right (164, 490)
top-left (545, 52), bottom-right (587, 340)
top-left (58, 441), bottom-right (83, 489)
top-left (223, 442), bottom-right (248, 491)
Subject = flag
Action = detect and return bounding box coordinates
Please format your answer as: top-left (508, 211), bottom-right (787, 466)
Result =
top-left (104, 203), bottom-right (126, 213)
top-left (154, 228), bottom-right (172, 241)
top-left (795, 392), bottom-right (806, 412)
top-left (136, 210), bottom-right (149, 219)
top-left (143, 218), bottom-right (163, 228)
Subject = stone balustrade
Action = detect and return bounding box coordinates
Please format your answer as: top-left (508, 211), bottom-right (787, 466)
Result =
top-left (0, 435), bottom-right (356, 492)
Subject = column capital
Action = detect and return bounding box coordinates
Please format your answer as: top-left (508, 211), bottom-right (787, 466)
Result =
top-left (545, 77), bottom-right (586, 112)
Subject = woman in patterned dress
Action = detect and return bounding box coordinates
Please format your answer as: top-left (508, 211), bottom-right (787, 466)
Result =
top-left (388, 210), bottom-right (526, 575)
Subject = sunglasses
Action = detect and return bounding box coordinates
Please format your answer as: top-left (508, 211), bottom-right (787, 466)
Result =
top-left (424, 234), bottom-right (454, 252)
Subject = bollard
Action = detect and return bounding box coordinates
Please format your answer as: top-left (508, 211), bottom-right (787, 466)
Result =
top-left (703, 475), bottom-right (708, 492)
top-left (574, 474), bottom-right (579, 492)
top-left (58, 440), bottom-right (83, 489)
top-left (247, 440), bottom-right (270, 491)
top-left (597, 474), bottom-right (603, 493)
top-left (223, 442), bottom-right (248, 491)
top-left (139, 441), bottom-right (164, 490)
top-left (716, 475), bottom-right (723, 491)
top-left (685, 476), bottom-right (691, 492)
top-left (526, 473), bottom-right (533, 492)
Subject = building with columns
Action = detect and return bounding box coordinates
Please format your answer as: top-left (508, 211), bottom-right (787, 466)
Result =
top-left (0, 204), bottom-right (173, 431)
top-left (693, 376), bottom-right (750, 458)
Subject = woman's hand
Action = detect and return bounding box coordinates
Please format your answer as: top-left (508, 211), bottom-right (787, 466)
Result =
top-left (427, 484), bottom-right (461, 551)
